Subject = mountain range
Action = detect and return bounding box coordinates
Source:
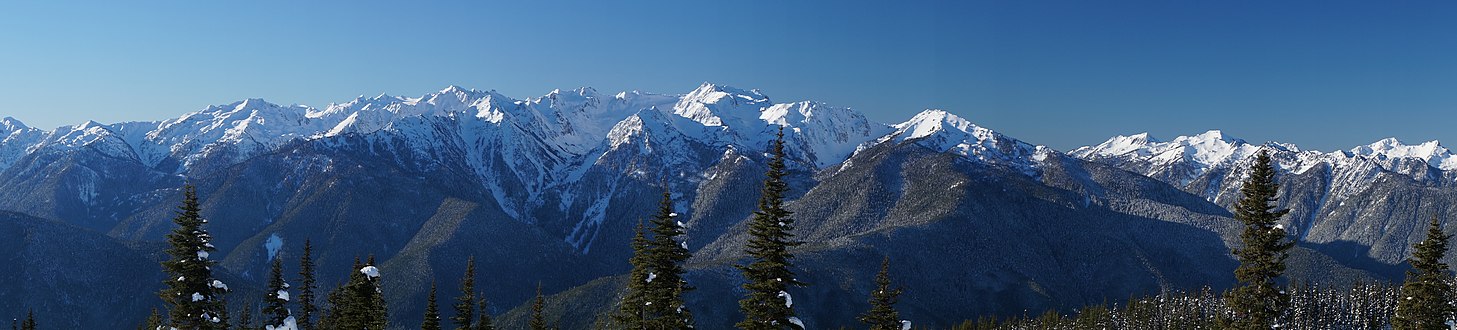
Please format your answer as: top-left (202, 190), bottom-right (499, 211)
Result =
top-left (0, 83), bottom-right (1453, 328)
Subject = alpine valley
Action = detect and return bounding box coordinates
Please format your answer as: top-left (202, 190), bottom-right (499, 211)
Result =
top-left (1, 83), bottom-right (1452, 328)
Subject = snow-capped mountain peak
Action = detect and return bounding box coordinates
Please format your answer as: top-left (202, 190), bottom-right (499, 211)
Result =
top-left (0, 117), bottom-right (29, 132)
top-left (1073, 132), bottom-right (1160, 158)
top-left (872, 109), bottom-right (1041, 175)
top-left (0, 84), bottom-right (1037, 183)
top-left (1349, 137), bottom-right (1456, 170)
top-left (1073, 129), bottom-right (1258, 169)
top-left (894, 109), bottom-right (977, 141)
top-left (672, 82), bottom-right (772, 127)
top-left (438, 84), bottom-right (471, 95)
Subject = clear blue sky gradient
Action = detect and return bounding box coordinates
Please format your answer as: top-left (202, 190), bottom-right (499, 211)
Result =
top-left (1, 1), bottom-right (1454, 151)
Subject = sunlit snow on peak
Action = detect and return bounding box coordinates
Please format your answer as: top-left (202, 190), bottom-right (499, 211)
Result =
top-left (1350, 137), bottom-right (1456, 170)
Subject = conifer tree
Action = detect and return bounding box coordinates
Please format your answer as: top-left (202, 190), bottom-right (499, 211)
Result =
top-left (236, 303), bottom-right (254, 330)
top-left (614, 221), bottom-right (651, 328)
top-left (159, 185), bottom-right (228, 329)
top-left (365, 255), bottom-right (387, 325)
top-left (859, 257), bottom-right (903, 330)
top-left (645, 190), bottom-right (694, 328)
top-left (1219, 151), bottom-right (1293, 330)
top-left (474, 296), bottom-right (494, 330)
top-left (453, 257), bottom-right (477, 330)
top-left (423, 282), bottom-right (442, 330)
top-left (530, 284), bottom-right (548, 330)
top-left (144, 307), bottom-right (163, 330)
top-left (1393, 215), bottom-right (1454, 330)
top-left (319, 257), bottom-right (361, 329)
top-left (737, 128), bottom-right (805, 330)
top-left (20, 310), bottom-right (33, 330)
top-left (322, 258), bottom-right (389, 330)
top-left (297, 240), bottom-right (317, 330)
top-left (263, 258), bottom-right (291, 328)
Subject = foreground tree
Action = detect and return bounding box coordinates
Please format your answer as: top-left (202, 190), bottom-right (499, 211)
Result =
top-left (143, 307), bottom-right (163, 330)
top-left (297, 240), bottom-right (318, 330)
top-left (454, 257), bottom-right (478, 330)
top-left (613, 222), bottom-right (652, 328)
top-left (423, 282), bottom-right (442, 330)
top-left (262, 258), bottom-right (292, 328)
top-left (645, 190), bottom-right (694, 328)
top-left (859, 257), bottom-right (904, 330)
top-left (1393, 215), bottom-right (1455, 330)
top-left (530, 284), bottom-right (548, 330)
top-left (1219, 151), bottom-right (1294, 329)
top-left (20, 311), bottom-right (33, 330)
top-left (159, 185), bottom-right (229, 329)
top-left (321, 258), bottom-right (388, 330)
top-left (236, 303), bottom-right (254, 330)
top-left (737, 128), bottom-right (806, 330)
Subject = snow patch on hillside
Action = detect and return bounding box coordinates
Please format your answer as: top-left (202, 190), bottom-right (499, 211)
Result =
top-left (265, 233), bottom-right (283, 260)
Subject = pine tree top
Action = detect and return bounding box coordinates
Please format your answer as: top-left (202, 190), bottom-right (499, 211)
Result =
top-left (529, 283), bottom-right (548, 330)
top-left (860, 257), bottom-right (904, 330)
top-left (423, 282), bottom-right (442, 330)
top-left (159, 184), bottom-right (228, 329)
top-left (455, 256), bottom-right (478, 329)
top-left (737, 127), bottom-right (806, 329)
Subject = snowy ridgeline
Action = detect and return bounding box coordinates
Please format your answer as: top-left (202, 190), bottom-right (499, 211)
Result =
top-left (1072, 129), bottom-right (1457, 184)
top-left (0, 82), bottom-right (1054, 194)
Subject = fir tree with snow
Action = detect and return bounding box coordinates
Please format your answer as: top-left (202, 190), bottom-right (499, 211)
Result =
top-left (423, 282), bottom-right (442, 330)
top-left (159, 185), bottom-right (229, 330)
top-left (737, 128), bottom-right (806, 330)
top-left (263, 258), bottom-right (292, 328)
top-left (296, 240), bottom-right (317, 330)
top-left (859, 257), bottom-right (903, 330)
top-left (645, 190), bottom-right (694, 329)
top-left (320, 258), bottom-right (388, 330)
top-left (454, 257), bottom-right (478, 330)
top-left (1392, 215), bottom-right (1454, 330)
top-left (1218, 151), bottom-right (1294, 330)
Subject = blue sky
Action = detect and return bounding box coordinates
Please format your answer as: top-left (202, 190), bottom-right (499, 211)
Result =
top-left (0, 1), bottom-right (1454, 151)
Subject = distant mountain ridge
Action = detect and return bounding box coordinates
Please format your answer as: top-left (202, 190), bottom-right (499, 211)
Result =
top-left (0, 83), bottom-right (1448, 328)
top-left (1074, 130), bottom-right (1457, 273)
top-left (0, 83), bottom-right (1044, 243)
